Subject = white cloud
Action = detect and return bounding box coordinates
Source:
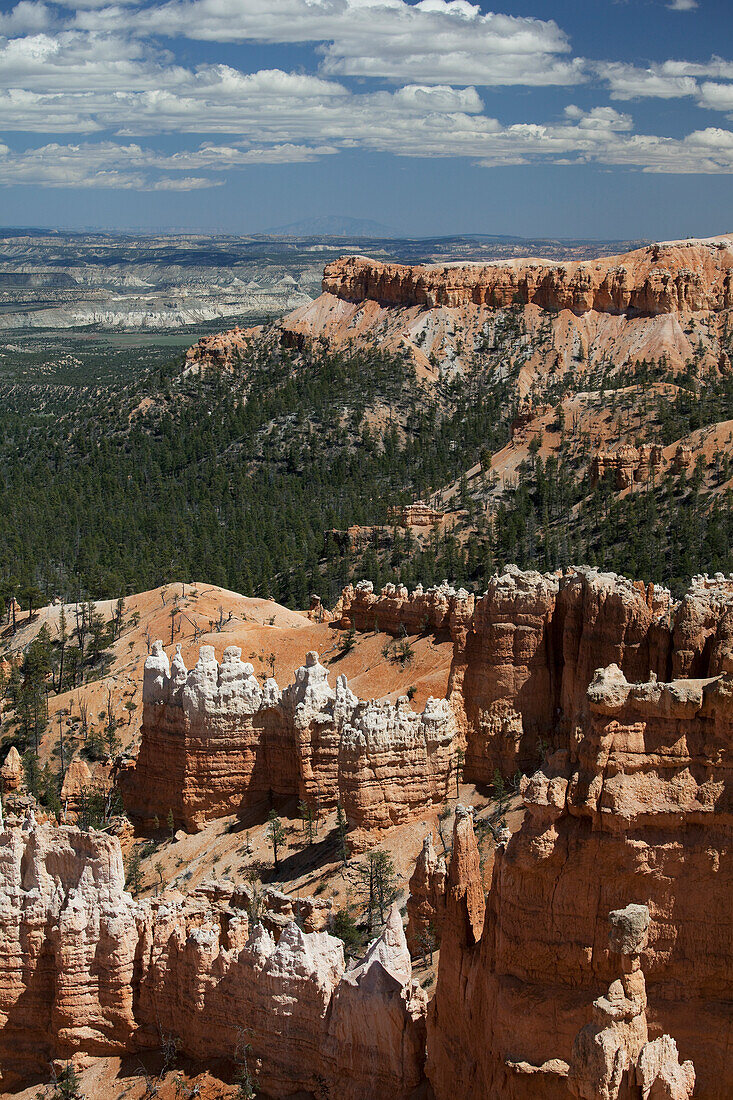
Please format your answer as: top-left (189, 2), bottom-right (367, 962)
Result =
top-left (597, 58), bottom-right (733, 115)
top-left (3, 102), bottom-right (733, 193)
top-left (74, 0), bottom-right (586, 87)
top-left (0, 2), bottom-right (731, 190)
top-left (667, 0), bottom-right (698, 10)
top-left (698, 81), bottom-right (733, 113)
top-left (598, 61), bottom-right (699, 100)
top-left (0, 1), bottom-right (52, 34)
top-left (0, 139), bottom-right (331, 188)
top-left (0, 31), bottom-right (187, 94)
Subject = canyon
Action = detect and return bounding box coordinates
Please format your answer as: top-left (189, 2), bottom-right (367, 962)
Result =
top-left (1, 565), bottom-right (730, 1097)
top-left (122, 566), bottom-right (733, 837)
top-left (3, 233), bottom-right (733, 1099)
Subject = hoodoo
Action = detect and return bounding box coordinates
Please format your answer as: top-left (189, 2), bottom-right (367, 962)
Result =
top-left (124, 643), bottom-right (457, 831)
top-left (425, 661), bottom-right (732, 1099)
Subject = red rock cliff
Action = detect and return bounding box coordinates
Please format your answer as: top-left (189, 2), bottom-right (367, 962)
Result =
top-left (426, 663), bottom-right (733, 1100)
top-left (123, 643), bottom-right (457, 832)
top-left (323, 237), bottom-right (733, 316)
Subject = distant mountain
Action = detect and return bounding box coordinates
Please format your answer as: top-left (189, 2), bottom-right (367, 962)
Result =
top-left (264, 215), bottom-right (400, 238)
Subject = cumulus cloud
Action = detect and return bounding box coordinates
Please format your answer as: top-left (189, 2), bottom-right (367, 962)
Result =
top-left (0, 1), bottom-right (52, 34)
top-left (698, 81), bottom-right (733, 113)
top-left (3, 102), bottom-right (733, 193)
top-left (667, 0), bottom-right (698, 10)
top-left (0, 0), bottom-right (731, 190)
top-left (73, 0), bottom-right (586, 87)
top-left (597, 62), bottom-right (699, 100)
top-left (0, 138), bottom-right (339, 188)
top-left (596, 58), bottom-right (733, 115)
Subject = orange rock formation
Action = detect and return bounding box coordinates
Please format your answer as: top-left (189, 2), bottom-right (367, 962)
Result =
top-left (185, 325), bottom-right (253, 369)
top-left (3, 565), bottom-right (733, 1098)
top-left (405, 831), bottom-right (446, 955)
top-left (339, 567), bottom-right (733, 778)
top-left (590, 444), bottom-right (665, 490)
top-left (0, 747), bottom-right (22, 792)
top-left (123, 644), bottom-right (457, 831)
top-left (0, 821), bottom-right (427, 1098)
top-left (425, 660), bottom-right (732, 1099)
top-left (322, 238), bottom-right (733, 315)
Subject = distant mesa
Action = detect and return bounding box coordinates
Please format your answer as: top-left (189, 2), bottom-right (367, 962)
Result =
top-left (189, 232), bottom-right (733, 383)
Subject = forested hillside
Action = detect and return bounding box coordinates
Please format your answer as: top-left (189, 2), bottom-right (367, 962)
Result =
top-left (0, 340), bottom-right (511, 610)
top-left (2, 329), bottom-right (733, 619)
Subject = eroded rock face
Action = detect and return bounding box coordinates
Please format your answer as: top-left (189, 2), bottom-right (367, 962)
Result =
top-left (339, 567), bottom-right (733, 779)
top-left (0, 823), bottom-right (139, 1086)
top-left (336, 578), bottom-right (474, 637)
top-left (0, 747), bottom-right (22, 792)
top-left (124, 644), bottom-right (457, 831)
top-left (426, 664), bottom-right (732, 1100)
top-left (339, 567), bottom-right (678, 777)
top-left (185, 325), bottom-right (253, 369)
top-left (264, 238), bottom-right (733, 382)
top-left (0, 824), bottom-right (427, 1099)
top-left (406, 832), bottom-right (446, 956)
top-left (591, 445), bottom-right (664, 491)
top-left (321, 241), bottom-right (733, 316)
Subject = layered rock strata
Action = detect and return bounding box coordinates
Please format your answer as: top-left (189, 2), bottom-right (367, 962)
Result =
top-left (339, 567), bottom-right (733, 777)
top-left (502, 905), bottom-right (696, 1100)
top-left (124, 644), bottom-right (456, 831)
top-left (0, 822), bottom-right (139, 1084)
top-left (590, 445), bottom-right (665, 490)
top-left (567, 904), bottom-right (695, 1100)
top-left (426, 662), bottom-right (733, 1099)
top-left (0, 822), bottom-right (427, 1098)
top-left (263, 236), bottom-right (733, 381)
top-left (322, 239), bottom-right (733, 316)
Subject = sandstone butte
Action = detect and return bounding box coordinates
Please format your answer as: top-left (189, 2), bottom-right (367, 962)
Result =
top-left (186, 234), bottom-right (733, 382)
top-left (122, 645), bottom-right (456, 832)
top-left (1, 565), bottom-right (732, 1098)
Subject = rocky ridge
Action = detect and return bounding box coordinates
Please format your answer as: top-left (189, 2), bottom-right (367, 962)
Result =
top-left (123, 644), bottom-right (456, 832)
top-left (322, 239), bottom-right (733, 315)
top-left (124, 567), bottom-right (733, 833)
top-left (0, 820), bottom-right (426, 1097)
top-left (426, 657), bottom-right (733, 1099)
top-left (189, 234), bottom-right (733, 380)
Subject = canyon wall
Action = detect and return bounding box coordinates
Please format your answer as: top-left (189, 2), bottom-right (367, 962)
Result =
top-left (322, 238), bottom-right (733, 316)
top-left (0, 821), bottom-right (426, 1098)
top-left (127, 568), bottom-right (733, 833)
top-left (339, 567), bottom-right (733, 777)
top-left (426, 662), bottom-right (733, 1100)
top-left (123, 644), bottom-right (456, 831)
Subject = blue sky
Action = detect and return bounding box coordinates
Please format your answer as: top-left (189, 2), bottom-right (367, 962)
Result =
top-left (0, 0), bottom-right (731, 237)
